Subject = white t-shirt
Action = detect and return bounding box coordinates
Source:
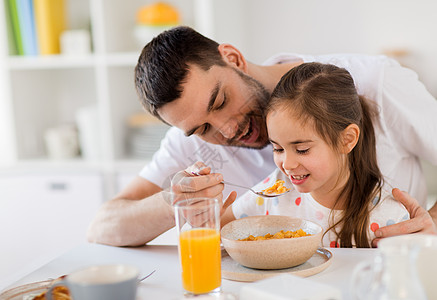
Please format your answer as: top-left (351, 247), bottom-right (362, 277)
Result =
top-left (232, 169), bottom-right (410, 248)
top-left (139, 53), bottom-right (437, 207)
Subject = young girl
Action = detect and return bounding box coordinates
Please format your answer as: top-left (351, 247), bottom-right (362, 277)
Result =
top-left (230, 62), bottom-right (409, 248)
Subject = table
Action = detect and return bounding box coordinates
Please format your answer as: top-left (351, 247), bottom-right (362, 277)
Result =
top-left (2, 243), bottom-right (378, 299)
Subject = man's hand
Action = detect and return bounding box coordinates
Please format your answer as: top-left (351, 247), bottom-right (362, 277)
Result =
top-left (170, 161), bottom-right (237, 215)
top-left (170, 161), bottom-right (224, 202)
top-left (372, 188), bottom-right (437, 247)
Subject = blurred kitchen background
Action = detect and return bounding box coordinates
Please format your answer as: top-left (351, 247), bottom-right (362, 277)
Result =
top-left (0, 0), bottom-right (436, 290)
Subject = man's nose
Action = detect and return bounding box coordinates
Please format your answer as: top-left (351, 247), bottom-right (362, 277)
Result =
top-left (217, 118), bottom-right (238, 139)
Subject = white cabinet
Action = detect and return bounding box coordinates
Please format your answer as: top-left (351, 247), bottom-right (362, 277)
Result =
top-left (0, 170), bottom-right (103, 289)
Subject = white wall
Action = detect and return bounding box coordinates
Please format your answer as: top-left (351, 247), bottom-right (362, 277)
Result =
top-left (212, 0), bottom-right (437, 97)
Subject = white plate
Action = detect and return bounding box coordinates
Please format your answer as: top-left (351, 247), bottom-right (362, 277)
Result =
top-left (0, 279), bottom-right (53, 300)
top-left (221, 248), bottom-right (333, 282)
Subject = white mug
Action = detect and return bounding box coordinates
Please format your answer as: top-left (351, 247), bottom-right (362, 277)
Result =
top-left (46, 264), bottom-right (139, 300)
top-left (415, 234), bottom-right (437, 299)
top-left (60, 30), bottom-right (91, 55)
top-left (351, 234), bottom-right (437, 300)
top-left (44, 125), bottom-right (79, 159)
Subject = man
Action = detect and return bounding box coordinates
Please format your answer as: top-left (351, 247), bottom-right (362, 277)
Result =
top-left (87, 26), bottom-right (437, 247)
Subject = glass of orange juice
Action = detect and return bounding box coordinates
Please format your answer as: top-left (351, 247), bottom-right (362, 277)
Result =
top-left (174, 198), bottom-right (221, 296)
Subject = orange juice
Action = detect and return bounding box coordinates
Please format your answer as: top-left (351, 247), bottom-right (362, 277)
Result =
top-left (179, 228), bottom-right (221, 294)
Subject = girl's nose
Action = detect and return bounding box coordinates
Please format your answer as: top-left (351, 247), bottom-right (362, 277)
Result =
top-left (282, 153), bottom-right (299, 171)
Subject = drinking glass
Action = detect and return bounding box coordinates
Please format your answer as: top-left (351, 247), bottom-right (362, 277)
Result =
top-left (174, 198), bottom-right (221, 296)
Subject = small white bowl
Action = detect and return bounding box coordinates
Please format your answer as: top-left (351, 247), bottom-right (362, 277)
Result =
top-left (221, 216), bottom-right (323, 269)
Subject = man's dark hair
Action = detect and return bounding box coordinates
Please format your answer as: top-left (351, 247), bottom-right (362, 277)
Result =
top-left (135, 26), bottom-right (226, 118)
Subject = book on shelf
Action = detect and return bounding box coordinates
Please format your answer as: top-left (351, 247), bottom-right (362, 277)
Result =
top-left (15, 0), bottom-right (38, 55)
top-left (5, 0), bottom-right (24, 55)
top-left (33, 0), bottom-right (67, 55)
top-left (5, 0), bottom-right (67, 56)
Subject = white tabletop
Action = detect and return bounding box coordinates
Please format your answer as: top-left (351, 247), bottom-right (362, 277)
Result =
top-left (3, 243), bottom-right (378, 299)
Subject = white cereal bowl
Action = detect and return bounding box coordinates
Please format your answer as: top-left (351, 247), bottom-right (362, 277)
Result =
top-left (221, 215), bottom-right (323, 270)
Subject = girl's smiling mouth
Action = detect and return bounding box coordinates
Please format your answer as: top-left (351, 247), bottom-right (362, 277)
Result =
top-left (290, 174), bottom-right (310, 185)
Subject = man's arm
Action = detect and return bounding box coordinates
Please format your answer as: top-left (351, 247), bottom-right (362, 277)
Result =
top-left (372, 188), bottom-right (437, 247)
top-left (87, 177), bottom-right (171, 247)
top-left (87, 162), bottom-right (229, 247)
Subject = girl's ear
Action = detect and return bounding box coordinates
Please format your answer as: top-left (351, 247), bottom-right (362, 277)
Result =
top-left (218, 44), bottom-right (248, 72)
top-left (341, 124), bottom-right (360, 154)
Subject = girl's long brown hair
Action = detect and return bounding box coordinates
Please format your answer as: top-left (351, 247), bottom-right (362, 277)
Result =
top-left (267, 62), bottom-right (382, 248)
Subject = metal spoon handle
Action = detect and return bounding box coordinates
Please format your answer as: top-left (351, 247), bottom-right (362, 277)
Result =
top-left (221, 180), bottom-right (254, 191)
top-left (222, 180), bottom-right (290, 198)
top-left (195, 173), bottom-right (289, 197)
top-left (139, 270), bottom-right (156, 282)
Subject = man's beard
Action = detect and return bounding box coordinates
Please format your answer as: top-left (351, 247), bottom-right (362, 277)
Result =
top-left (224, 68), bottom-right (271, 149)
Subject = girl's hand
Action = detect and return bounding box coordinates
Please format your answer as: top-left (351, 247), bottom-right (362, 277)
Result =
top-left (372, 188), bottom-right (437, 247)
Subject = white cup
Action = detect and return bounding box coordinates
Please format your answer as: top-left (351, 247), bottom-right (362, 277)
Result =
top-left (45, 264), bottom-right (139, 300)
top-left (75, 105), bottom-right (101, 160)
top-left (415, 234), bottom-right (437, 299)
top-left (351, 234), bottom-right (437, 300)
top-left (44, 125), bottom-right (79, 159)
top-left (60, 30), bottom-right (91, 55)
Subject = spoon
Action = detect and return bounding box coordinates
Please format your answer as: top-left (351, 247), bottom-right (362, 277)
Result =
top-left (190, 171), bottom-right (290, 198)
top-left (139, 270), bottom-right (156, 282)
top-left (222, 180), bottom-right (290, 198)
